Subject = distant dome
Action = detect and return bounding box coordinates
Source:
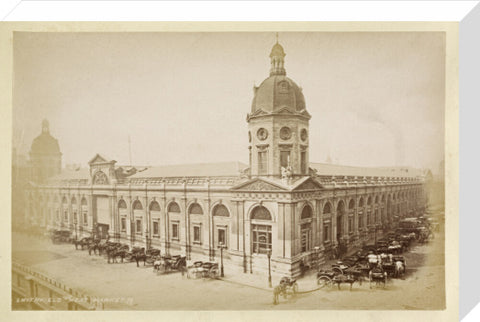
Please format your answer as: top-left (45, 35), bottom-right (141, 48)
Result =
top-left (251, 75), bottom-right (306, 114)
top-left (30, 119), bottom-right (61, 155)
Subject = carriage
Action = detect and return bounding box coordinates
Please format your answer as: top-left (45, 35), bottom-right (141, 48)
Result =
top-left (369, 266), bottom-right (388, 288)
top-left (106, 243), bottom-right (130, 263)
top-left (154, 255), bottom-right (187, 274)
top-left (273, 277), bottom-right (298, 305)
top-left (74, 237), bottom-right (93, 250)
top-left (51, 229), bottom-right (72, 244)
top-left (186, 261), bottom-right (219, 279)
top-left (145, 248), bottom-right (161, 266)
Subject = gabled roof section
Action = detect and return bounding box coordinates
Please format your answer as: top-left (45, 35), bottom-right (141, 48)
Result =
top-left (291, 176), bottom-right (323, 191)
top-left (88, 153), bottom-right (116, 165)
top-left (231, 177), bottom-right (289, 192)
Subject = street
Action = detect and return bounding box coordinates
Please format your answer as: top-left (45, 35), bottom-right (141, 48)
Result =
top-left (12, 220), bottom-right (445, 310)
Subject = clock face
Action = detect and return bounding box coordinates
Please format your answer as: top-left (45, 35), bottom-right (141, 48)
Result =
top-left (257, 128), bottom-right (268, 141)
top-left (300, 129), bottom-right (308, 141)
top-left (280, 126), bottom-right (292, 140)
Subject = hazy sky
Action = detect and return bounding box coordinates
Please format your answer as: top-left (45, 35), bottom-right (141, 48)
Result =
top-left (13, 32), bottom-right (445, 173)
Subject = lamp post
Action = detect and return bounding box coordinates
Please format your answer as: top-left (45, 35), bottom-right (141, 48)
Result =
top-left (314, 246), bottom-right (321, 271)
top-left (74, 222), bottom-right (78, 241)
top-left (218, 242), bottom-right (227, 277)
top-left (267, 248), bottom-right (272, 288)
top-left (145, 228), bottom-right (150, 250)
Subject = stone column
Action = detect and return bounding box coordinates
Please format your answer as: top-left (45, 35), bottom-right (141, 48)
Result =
top-left (240, 200), bottom-right (247, 273)
top-left (318, 199), bottom-right (324, 249)
top-left (332, 198), bottom-right (337, 247)
top-left (283, 203), bottom-right (294, 259)
top-left (144, 193), bottom-right (149, 249)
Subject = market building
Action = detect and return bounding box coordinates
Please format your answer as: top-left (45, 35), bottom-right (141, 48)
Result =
top-left (22, 40), bottom-right (428, 277)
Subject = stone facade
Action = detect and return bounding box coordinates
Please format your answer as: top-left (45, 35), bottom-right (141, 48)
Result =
top-left (22, 41), bottom-right (428, 278)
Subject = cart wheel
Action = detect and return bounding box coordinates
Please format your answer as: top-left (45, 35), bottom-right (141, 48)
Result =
top-left (317, 276), bottom-right (332, 289)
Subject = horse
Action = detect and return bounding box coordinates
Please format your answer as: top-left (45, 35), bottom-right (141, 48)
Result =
top-left (273, 284), bottom-right (287, 305)
top-left (394, 260), bottom-right (406, 278)
top-left (111, 249), bottom-right (128, 263)
top-left (88, 241), bottom-right (99, 255)
top-left (132, 248), bottom-right (146, 267)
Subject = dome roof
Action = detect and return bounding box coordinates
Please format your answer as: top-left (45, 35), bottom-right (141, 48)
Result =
top-left (30, 120), bottom-right (61, 155)
top-left (251, 75), bottom-right (306, 114)
top-left (30, 133), bottom-right (61, 155)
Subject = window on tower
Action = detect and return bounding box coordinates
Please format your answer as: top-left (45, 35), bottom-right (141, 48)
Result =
top-left (301, 151), bottom-right (307, 174)
top-left (258, 151), bottom-right (267, 175)
top-left (280, 151), bottom-right (290, 170)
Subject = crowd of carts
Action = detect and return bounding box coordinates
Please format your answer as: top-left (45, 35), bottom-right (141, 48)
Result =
top-left (274, 216), bottom-right (436, 304)
top-left (47, 230), bottom-right (221, 280)
top-left (315, 222), bottom-right (434, 292)
top-left (46, 214), bottom-right (437, 305)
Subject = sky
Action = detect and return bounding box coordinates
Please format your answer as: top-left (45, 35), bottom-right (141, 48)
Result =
top-left (13, 32), bottom-right (445, 174)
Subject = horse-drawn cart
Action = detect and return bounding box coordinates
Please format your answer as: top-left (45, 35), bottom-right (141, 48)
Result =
top-left (273, 277), bottom-right (298, 305)
top-left (186, 261), bottom-right (219, 279)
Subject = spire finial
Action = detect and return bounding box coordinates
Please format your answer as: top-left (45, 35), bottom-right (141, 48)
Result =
top-left (269, 34), bottom-right (286, 76)
top-left (42, 119), bottom-right (49, 134)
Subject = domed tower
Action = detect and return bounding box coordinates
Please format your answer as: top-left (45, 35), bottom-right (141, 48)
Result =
top-left (29, 119), bottom-right (62, 183)
top-left (247, 38), bottom-right (311, 178)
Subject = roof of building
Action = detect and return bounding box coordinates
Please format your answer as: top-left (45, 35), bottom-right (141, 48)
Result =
top-left (48, 168), bottom-right (90, 182)
top-left (129, 161), bottom-right (249, 178)
top-left (310, 162), bottom-right (425, 178)
top-left (30, 120), bottom-right (61, 155)
top-left (251, 75), bottom-right (307, 115)
top-left (250, 41), bottom-right (308, 117)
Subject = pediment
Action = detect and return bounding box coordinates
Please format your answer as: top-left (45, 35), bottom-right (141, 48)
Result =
top-left (88, 153), bottom-right (114, 165)
top-left (250, 108), bottom-right (269, 117)
top-left (231, 178), bottom-right (288, 192)
top-left (275, 106), bottom-right (296, 114)
top-left (292, 177), bottom-right (323, 191)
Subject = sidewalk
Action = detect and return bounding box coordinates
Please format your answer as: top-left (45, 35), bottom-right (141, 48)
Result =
top-left (218, 269), bottom-right (320, 293)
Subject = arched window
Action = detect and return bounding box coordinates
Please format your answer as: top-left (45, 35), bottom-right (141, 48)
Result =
top-left (382, 195), bottom-right (386, 203)
top-left (250, 206), bottom-right (271, 220)
top-left (348, 199), bottom-right (355, 210)
top-left (71, 197), bottom-right (77, 205)
top-left (93, 170), bottom-right (109, 185)
top-left (251, 206), bottom-right (272, 254)
top-left (213, 204), bottom-right (230, 217)
top-left (118, 199), bottom-right (127, 209)
top-left (133, 200), bottom-right (143, 210)
top-left (168, 202), bottom-right (180, 213)
top-left (323, 202), bottom-right (331, 214)
top-left (359, 198), bottom-right (364, 207)
top-left (375, 196), bottom-right (379, 204)
top-left (367, 196), bottom-right (372, 205)
top-left (301, 205), bottom-right (312, 219)
top-left (149, 201), bottom-right (161, 211)
top-left (81, 198), bottom-right (87, 206)
top-left (62, 197), bottom-right (67, 205)
top-left (337, 200), bottom-right (345, 214)
top-left (189, 203), bottom-right (203, 215)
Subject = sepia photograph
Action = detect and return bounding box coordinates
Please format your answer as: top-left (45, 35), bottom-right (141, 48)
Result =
top-left (10, 27), bottom-right (449, 312)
